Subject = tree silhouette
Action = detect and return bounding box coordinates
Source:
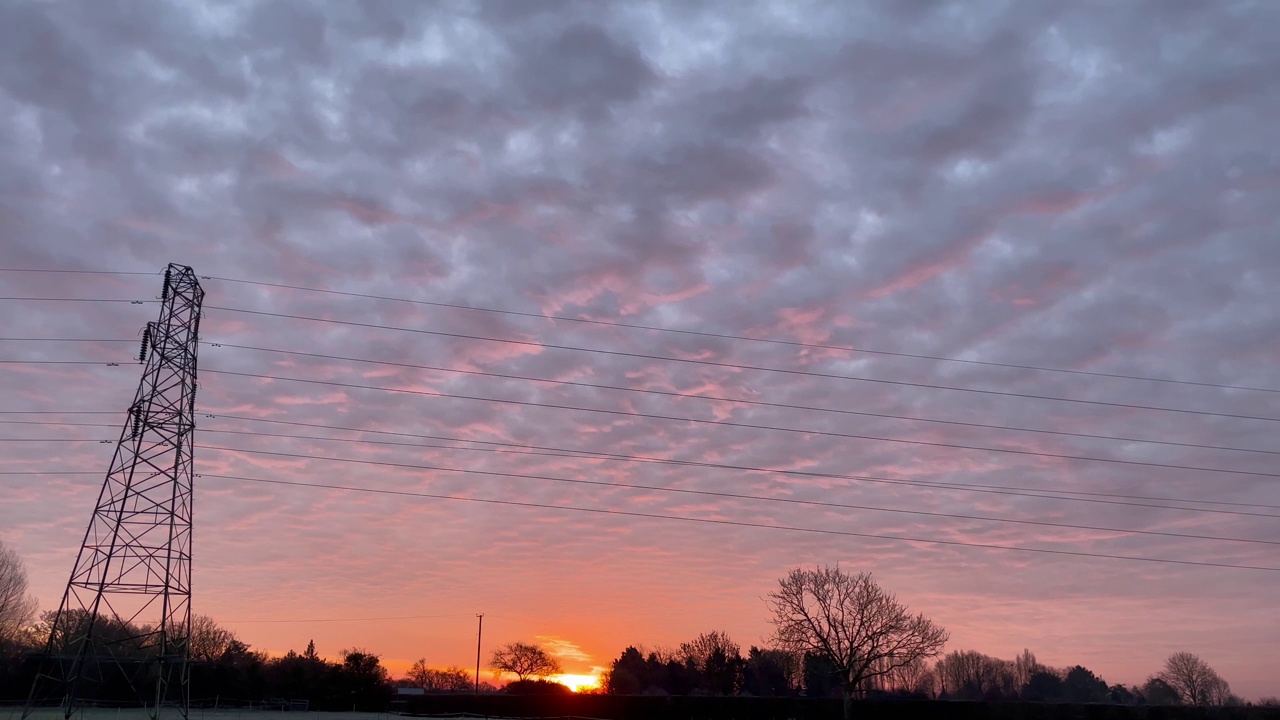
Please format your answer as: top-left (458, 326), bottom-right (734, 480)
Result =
top-left (679, 631), bottom-right (738, 668)
top-left (189, 614), bottom-right (241, 663)
top-left (505, 678), bottom-right (574, 695)
top-left (1158, 652), bottom-right (1229, 706)
top-left (767, 566), bottom-right (947, 718)
top-left (1011, 649), bottom-right (1040, 690)
top-left (1142, 676), bottom-right (1182, 705)
top-left (881, 655), bottom-right (934, 697)
top-left (604, 647), bottom-right (647, 694)
top-left (802, 652), bottom-right (840, 698)
top-left (339, 647), bottom-right (391, 710)
top-left (407, 658), bottom-right (434, 689)
top-left (0, 541), bottom-right (37, 648)
top-left (408, 659), bottom-right (473, 692)
top-left (1021, 670), bottom-right (1064, 702)
top-left (679, 631), bottom-right (744, 695)
top-left (1062, 665), bottom-right (1108, 703)
top-left (489, 641), bottom-right (562, 681)
top-left (1108, 684), bottom-right (1138, 705)
top-left (263, 643), bottom-right (331, 706)
top-left (935, 650), bottom-right (1016, 700)
top-left (742, 647), bottom-right (800, 697)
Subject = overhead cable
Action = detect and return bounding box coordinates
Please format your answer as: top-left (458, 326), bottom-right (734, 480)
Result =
top-left (201, 342), bottom-right (1279, 457)
top-left (196, 275), bottom-right (1278, 394)
top-left (1, 269), bottom-right (1272, 393)
top-left (201, 305), bottom-right (1280, 423)
top-left (192, 438), bottom-right (1280, 546)
top-left (201, 368), bottom-right (1280, 479)
top-left (199, 473), bottom-right (1280, 573)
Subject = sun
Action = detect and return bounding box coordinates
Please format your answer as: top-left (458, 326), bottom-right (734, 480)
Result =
top-left (550, 673), bottom-right (601, 692)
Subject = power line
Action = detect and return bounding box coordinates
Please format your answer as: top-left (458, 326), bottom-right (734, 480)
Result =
top-left (202, 343), bottom-right (1278, 457)
top-left (0, 269), bottom-right (156, 276)
top-left (197, 275), bottom-right (1279, 394)
top-left (201, 368), bottom-right (1280, 479)
top-left (0, 361), bottom-right (127, 366)
top-left (6, 415), bottom-right (1275, 514)
top-left (6, 281), bottom-right (1275, 506)
top-left (0, 439), bottom-right (110, 442)
top-left (223, 613), bottom-right (472, 624)
top-left (199, 414), bottom-right (1280, 512)
top-left (0, 421), bottom-right (121, 428)
top-left (0, 471), bottom-right (101, 475)
top-left (0, 297), bottom-right (156, 303)
top-left (2, 269), bottom-right (1274, 394)
top-left (0, 411), bottom-right (119, 414)
top-left (6, 296), bottom-right (1278, 421)
top-left (199, 473), bottom-right (1280, 573)
top-left (191, 437), bottom-right (1280, 546)
top-left (202, 305), bottom-right (1280, 423)
top-left (18, 334), bottom-right (1270, 456)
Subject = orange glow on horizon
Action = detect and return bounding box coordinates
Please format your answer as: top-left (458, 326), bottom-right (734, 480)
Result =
top-left (551, 673), bottom-right (602, 692)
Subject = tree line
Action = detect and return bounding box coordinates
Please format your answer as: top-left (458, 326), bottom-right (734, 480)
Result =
top-left (1, 609), bottom-right (395, 710)
top-left (597, 565), bottom-right (1260, 720)
top-left (0, 608), bottom-right (569, 708)
top-left (1, 542), bottom-right (1273, 715)
top-left (601, 635), bottom-right (1245, 706)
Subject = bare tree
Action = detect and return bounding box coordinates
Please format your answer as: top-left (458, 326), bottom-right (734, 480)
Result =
top-left (1012, 649), bottom-right (1040, 690)
top-left (1205, 673), bottom-right (1233, 706)
top-left (1158, 652), bottom-right (1229, 706)
top-left (189, 615), bottom-right (240, 662)
top-left (767, 566), bottom-right (948, 719)
top-left (646, 645), bottom-right (682, 665)
top-left (935, 650), bottom-right (1017, 699)
top-left (408, 659), bottom-right (474, 692)
top-left (408, 658), bottom-right (432, 688)
top-left (489, 641), bottom-right (563, 681)
top-left (679, 630), bottom-right (744, 695)
top-left (434, 665), bottom-right (475, 692)
top-left (881, 656), bottom-right (935, 697)
top-left (678, 630), bottom-right (740, 669)
top-left (0, 541), bottom-right (38, 647)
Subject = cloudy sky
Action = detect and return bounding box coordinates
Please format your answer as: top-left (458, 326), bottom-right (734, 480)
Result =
top-left (2, 0), bottom-right (1278, 699)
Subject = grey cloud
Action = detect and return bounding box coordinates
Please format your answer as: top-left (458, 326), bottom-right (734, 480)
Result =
top-left (246, 1), bottom-right (332, 67)
top-left (2, 0), bottom-right (1278, 699)
top-left (625, 142), bottom-right (774, 204)
top-left (702, 75), bottom-right (812, 141)
top-left (508, 23), bottom-right (651, 113)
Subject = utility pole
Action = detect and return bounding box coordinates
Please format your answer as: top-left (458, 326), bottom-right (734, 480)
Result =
top-left (24, 264), bottom-right (203, 720)
top-left (474, 613), bottom-right (484, 695)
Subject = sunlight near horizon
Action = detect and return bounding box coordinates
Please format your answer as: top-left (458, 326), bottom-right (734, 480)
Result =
top-left (552, 673), bottom-right (602, 692)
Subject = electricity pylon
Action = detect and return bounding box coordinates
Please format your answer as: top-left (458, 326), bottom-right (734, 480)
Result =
top-left (25, 264), bottom-right (203, 720)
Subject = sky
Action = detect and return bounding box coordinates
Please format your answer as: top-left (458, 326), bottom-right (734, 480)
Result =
top-left (1, 0), bottom-right (1278, 700)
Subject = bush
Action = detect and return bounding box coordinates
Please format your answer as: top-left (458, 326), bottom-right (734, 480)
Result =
top-left (505, 678), bottom-right (574, 695)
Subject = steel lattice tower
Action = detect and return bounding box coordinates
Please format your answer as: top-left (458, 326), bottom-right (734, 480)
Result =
top-left (25, 264), bottom-right (203, 720)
